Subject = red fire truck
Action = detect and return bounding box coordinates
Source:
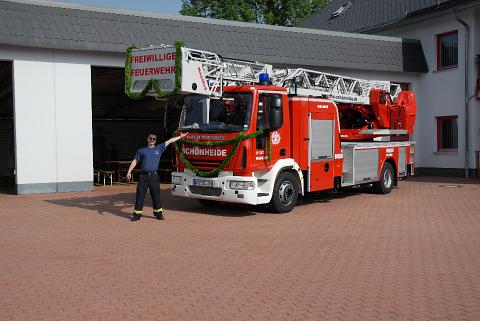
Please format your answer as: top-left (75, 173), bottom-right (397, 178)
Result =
top-left (127, 45), bottom-right (416, 213)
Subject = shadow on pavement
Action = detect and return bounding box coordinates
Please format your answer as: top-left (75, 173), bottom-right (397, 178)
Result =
top-left (183, 187), bottom-right (363, 216)
top-left (184, 203), bottom-right (260, 217)
top-left (42, 185), bottom-right (376, 220)
top-left (44, 191), bottom-right (259, 219)
top-left (298, 188), bottom-right (361, 207)
top-left (44, 192), bottom-right (137, 220)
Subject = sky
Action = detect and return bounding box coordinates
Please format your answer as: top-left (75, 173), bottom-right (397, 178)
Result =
top-left (51, 0), bottom-right (183, 15)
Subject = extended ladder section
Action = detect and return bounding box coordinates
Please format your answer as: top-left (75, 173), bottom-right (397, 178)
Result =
top-left (271, 68), bottom-right (400, 105)
top-left (180, 47), bottom-right (401, 105)
top-left (180, 47), bottom-right (272, 98)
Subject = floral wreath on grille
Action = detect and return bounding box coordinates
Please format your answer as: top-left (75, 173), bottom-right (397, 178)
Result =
top-left (173, 130), bottom-right (271, 177)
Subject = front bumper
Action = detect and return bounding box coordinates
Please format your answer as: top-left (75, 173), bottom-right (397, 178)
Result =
top-left (171, 171), bottom-right (259, 205)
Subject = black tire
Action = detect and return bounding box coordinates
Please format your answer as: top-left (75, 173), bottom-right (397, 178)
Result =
top-left (373, 162), bottom-right (395, 194)
top-left (198, 199), bottom-right (219, 206)
top-left (269, 171), bottom-right (299, 213)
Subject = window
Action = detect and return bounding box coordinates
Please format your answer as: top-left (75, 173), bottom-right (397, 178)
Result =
top-left (330, 2), bottom-right (352, 20)
top-left (179, 93), bottom-right (252, 133)
top-left (396, 82), bottom-right (411, 91)
top-left (437, 116), bottom-right (458, 151)
top-left (436, 31), bottom-right (458, 70)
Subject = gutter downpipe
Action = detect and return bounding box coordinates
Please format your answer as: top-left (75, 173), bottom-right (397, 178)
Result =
top-left (456, 10), bottom-right (470, 178)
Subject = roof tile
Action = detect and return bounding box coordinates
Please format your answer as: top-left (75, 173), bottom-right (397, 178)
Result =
top-left (300, 0), bottom-right (476, 33)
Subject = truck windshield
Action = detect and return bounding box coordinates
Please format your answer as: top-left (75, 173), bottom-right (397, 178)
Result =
top-left (178, 93), bottom-right (252, 132)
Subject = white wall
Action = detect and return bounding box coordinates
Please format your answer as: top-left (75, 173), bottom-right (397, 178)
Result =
top-left (13, 59), bottom-right (58, 188)
top-left (53, 60), bottom-right (93, 185)
top-left (377, 7), bottom-right (480, 173)
top-left (0, 46), bottom-right (121, 193)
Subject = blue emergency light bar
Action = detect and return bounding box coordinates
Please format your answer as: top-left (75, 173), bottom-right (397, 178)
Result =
top-left (259, 73), bottom-right (270, 84)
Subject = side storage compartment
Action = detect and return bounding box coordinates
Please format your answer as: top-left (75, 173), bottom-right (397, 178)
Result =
top-left (409, 142), bottom-right (416, 175)
top-left (341, 145), bottom-right (354, 186)
top-left (341, 141), bottom-right (414, 188)
top-left (398, 147), bottom-right (407, 177)
top-left (353, 149), bottom-right (379, 184)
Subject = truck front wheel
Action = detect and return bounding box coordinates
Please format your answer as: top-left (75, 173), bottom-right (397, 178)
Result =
top-left (373, 162), bottom-right (395, 194)
top-left (269, 172), bottom-right (299, 213)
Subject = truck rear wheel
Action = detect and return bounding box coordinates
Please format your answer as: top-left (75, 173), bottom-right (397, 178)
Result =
top-left (373, 162), bottom-right (395, 194)
top-left (269, 172), bottom-right (299, 213)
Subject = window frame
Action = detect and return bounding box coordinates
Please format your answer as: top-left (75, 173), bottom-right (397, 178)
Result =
top-left (436, 115), bottom-right (458, 152)
top-left (436, 30), bottom-right (458, 71)
top-left (395, 82), bottom-right (411, 91)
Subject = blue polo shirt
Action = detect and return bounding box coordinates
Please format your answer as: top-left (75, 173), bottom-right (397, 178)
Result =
top-left (134, 143), bottom-right (166, 173)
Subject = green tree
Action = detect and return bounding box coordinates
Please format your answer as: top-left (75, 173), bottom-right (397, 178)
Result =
top-left (180, 0), bottom-right (327, 27)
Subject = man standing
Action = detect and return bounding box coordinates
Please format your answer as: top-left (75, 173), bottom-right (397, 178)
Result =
top-left (127, 132), bottom-right (188, 221)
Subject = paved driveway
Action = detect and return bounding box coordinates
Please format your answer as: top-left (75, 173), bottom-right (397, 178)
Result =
top-left (1, 177), bottom-right (479, 321)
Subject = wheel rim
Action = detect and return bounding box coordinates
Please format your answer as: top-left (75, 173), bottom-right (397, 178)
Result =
top-left (279, 180), bottom-right (295, 206)
top-left (383, 168), bottom-right (393, 188)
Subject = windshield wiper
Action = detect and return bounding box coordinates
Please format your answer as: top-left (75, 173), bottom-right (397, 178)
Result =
top-left (179, 127), bottom-right (244, 133)
top-left (179, 128), bottom-right (201, 133)
top-left (196, 128), bottom-right (225, 133)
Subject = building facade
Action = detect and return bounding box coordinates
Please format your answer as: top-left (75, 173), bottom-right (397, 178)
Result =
top-left (302, 0), bottom-right (480, 177)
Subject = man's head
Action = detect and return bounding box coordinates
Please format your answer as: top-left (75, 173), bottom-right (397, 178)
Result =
top-left (147, 134), bottom-right (157, 147)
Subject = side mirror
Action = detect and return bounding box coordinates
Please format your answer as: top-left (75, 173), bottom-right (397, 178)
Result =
top-left (165, 96), bottom-right (183, 133)
top-left (269, 96), bottom-right (283, 130)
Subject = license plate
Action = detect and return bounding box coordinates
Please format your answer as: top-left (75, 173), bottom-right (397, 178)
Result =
top-left (193, 179), bottom-right (213, 187)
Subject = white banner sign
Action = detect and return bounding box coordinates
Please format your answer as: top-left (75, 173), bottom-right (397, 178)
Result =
top-left (129, 46), bottom-right (177, 94)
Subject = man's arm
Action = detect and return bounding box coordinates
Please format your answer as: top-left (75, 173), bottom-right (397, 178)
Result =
top-left (164, 132), bottom-right (189, 148)
top-left (126, 159), bottom-right (137, 180)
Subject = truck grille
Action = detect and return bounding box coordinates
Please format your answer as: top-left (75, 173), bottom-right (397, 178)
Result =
top-left (188, 159), bottom-right (223, 172)
top-left (189, 186), bottom-right (222, 197)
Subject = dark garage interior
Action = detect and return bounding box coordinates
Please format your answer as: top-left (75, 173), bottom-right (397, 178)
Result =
top-left (0, 61), bottom-right (15, 193)
top-left (91, 67), bottom-right (181, 184)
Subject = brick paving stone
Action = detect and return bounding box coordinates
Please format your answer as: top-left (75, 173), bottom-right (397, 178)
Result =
top-left (0, 177), bottom-right (479, 321)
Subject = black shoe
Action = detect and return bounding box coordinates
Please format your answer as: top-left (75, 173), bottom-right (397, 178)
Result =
top-left (130, 213), bottom-right (142, 221)
top-left (154, 212), bottom-right (164, 220)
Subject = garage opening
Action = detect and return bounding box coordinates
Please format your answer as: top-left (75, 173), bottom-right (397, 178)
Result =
top-left (0, 61), bottom-right (15, 193)
top-left (91, 67), bottom-right (181, 185)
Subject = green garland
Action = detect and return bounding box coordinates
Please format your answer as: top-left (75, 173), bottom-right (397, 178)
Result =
top-left (174, 129), bottom-right (271, 177)
top-left (124, 40), bottom-right (185, 100)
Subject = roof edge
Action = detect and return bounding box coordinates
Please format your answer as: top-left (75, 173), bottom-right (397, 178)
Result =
top-left (4, 0), bottom-right (407, 43)
top-left (355, 0), bottom-right (479, 33)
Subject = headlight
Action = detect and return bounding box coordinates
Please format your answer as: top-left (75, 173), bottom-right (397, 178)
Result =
top-left (171, 175), bottom-right (183, 185)
top-left (229, 181), bottom-right (255, 190)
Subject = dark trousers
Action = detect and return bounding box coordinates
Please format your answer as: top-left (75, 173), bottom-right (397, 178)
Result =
top-left (134, 172), bottom-right (161, 212)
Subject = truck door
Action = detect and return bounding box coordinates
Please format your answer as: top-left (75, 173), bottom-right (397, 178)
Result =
top-left (254, 94), bottom-right (269, 165)
top-left (308, 110), bottom-right (335, 191)
top-left (254, 93), bottom-right (289, 168)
